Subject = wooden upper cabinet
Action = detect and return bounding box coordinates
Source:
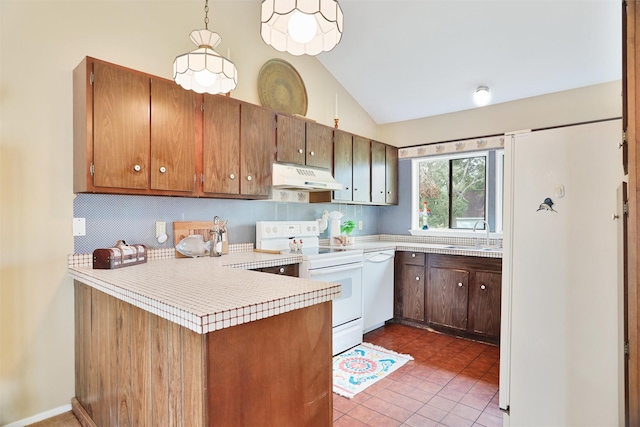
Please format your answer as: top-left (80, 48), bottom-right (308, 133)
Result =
top-left (371, 141), bottom-right (386, 204)
top-left (333, 130), bottom-right (353, 202)
top-left (305, 122), bottom-right (333, 170)
top-left (352, 136), bottom-right (371, 202)
top-left (276, 114), bottom-right (306, 165)
top-left (92, 61), bottom-right (150, 190)
top-left (203, 94), bottom-right (241, 195)
top-left (385, 145), bottom-right (398, 205)
top-left (240, 103), bottom-right (275, 197)
top-left (150, 78), bottom-right (196, 192)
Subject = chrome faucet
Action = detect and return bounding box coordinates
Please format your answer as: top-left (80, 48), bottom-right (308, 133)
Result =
top-left (473, 220), bottom-right (490, 247)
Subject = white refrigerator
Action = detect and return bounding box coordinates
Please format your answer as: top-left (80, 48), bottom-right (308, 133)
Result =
top-left (500, 119), bottom-right (623, 426)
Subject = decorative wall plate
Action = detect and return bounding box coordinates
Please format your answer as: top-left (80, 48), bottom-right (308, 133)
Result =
top-left (258, 59), bottom-right (308, 116)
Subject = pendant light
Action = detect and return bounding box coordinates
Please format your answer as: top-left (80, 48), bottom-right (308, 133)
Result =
top-left (173, 0), bottom-right (238, 94)
top-left (261, 0), bottom-right (344, 56)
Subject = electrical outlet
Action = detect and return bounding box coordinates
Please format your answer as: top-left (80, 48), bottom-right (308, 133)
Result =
top-left (73, 218), bottom-right (86, 236)
top-left (156, 221), bottom-right (167, 238)
top-left (358, 220), bottom-right (363, 230)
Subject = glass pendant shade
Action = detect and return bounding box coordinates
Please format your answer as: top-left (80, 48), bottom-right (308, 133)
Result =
top-left (261, 0), bottom-right (344, 56)
top-left (173, 29), bottom-right (238, 94)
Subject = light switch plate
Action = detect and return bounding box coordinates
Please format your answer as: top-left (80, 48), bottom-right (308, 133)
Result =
top-left (358, 220), bottom-right (363, 230)
top-left (73, 218), bottom-right (86, 236)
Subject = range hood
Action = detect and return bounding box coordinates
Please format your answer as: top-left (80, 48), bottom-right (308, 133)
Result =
top-left (272, 163), bottom-right (343, 192)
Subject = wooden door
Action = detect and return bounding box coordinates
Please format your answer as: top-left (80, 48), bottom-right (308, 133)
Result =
top-left (469, 271), bottom-right (502, 338)
top-left (428, 267), bottom-right (469, 330)
top-left (333, 130), bottom-right (353, 201)
top-left (395, 263), bottom-right (425, 322)
top-left (352, 136), bottom-right (371, 202)
top-left (240, 103), bottom-right (275, 197)
top-left (203, 94), bottom-right (241, 195)
top-left (386, 145), bottom-right (399, 205)
top-left (305, 122), bottom-right (333, 170)
top-left (93, 61), bottom-right (150, 189)
top-left (371, 141), bottom-right (386, 204)
top-left (276, 114), bottom-right (305, 165)
top-left (150, 79), bottom-right (196, 192)
top-left (619, 182), bottom-right (630, 426)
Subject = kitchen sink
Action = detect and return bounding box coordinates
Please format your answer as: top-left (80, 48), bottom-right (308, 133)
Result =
top-left (443, 245), bottom-right (502, 252)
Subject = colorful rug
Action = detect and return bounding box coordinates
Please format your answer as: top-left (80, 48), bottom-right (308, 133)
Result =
top-left (332, 343), bottom-right (414, 398)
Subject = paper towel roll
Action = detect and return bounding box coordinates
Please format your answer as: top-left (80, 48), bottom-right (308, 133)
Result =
top-left (329, 219), bottom-right (341, 246)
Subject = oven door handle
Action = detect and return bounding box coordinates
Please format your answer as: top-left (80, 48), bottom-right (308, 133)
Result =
top-left (308, 263), bottom-right (363, 277)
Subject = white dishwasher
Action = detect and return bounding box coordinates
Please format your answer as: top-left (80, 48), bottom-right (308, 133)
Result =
top-left (362, 250), bottom-right (395, 333)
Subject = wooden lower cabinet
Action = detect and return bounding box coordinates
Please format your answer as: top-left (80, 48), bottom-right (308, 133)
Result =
top-left (393, 252), bottom-right (502, 344)
top-left (427, 267), bottom-right (469, 330)
top-left (74, 280), bottom-right (332, 426)
top-left (255, 263), bottom-right (299, 277)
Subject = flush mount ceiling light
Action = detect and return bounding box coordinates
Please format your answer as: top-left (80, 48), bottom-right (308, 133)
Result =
top-left (261, 0), bottom-right (344, 56)
top-left (173, 0), bottom-right (238, 94)
top-left (473, 86), bottom-right (491, 106)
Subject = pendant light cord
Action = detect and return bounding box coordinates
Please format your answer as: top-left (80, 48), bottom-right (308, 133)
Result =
top-left (204, 0), bottom-right (209, 30)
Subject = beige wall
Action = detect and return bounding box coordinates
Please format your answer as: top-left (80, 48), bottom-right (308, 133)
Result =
top-left (0, 0), bottom-right (623, 424)
top-left (0, 1), bottom-right (376, 423)
top-left (379, 80), bottom-right (622, 147)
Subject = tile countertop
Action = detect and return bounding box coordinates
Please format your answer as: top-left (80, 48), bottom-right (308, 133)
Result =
top-left (68, 251), bottom-right (340, 335)
top-left (332, 240), bottom-right (503, 258)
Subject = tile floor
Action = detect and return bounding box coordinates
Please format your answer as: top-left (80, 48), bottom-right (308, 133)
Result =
top-left (333, 324), bottom-right (503, 427)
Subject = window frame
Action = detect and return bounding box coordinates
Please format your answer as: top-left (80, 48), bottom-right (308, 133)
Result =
top-left (411, 150), bottom-right (504, 237)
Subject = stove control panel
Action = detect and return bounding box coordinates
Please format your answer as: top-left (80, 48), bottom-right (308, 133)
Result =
top-left (256, 221), bottom-right (319, 240)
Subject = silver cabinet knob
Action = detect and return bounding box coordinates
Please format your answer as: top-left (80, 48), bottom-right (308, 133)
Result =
top-left (230, 174), bottom-right (235, 179)
top-left (279, 267), bottom-right (285, 273)
top-left (159, 166), bottom-right (166, 173)
top-left (133, 165), bottom-right (141, 172)
top-left (298, 148), bottom-right (303, 154)
top-left (458, 282), bottom-right (463, 287)
top-left (480, 284), bottom-right (486, 290)
top-left (310, 151), bottom-right (315, 156)
top-left (247, 176), bottom-right (252, 181)
top-left (415, 276), bottom-right (420, 281)
top-left (411, 253), bottom-right (416, 257)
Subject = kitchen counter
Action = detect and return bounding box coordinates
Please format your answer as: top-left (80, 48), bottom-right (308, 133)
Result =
top-left (68, 250), bottom-right (340, 335)
top-left (326, 239), bottom-right (503, 258)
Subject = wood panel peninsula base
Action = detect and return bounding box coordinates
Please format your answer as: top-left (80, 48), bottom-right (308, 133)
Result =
top-left (73, 281), bottom-right (333, 427)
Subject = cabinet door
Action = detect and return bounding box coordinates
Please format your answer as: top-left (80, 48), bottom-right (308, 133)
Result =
top-left (240, 103), bottom-right (275, 197)
top-left (352, 136), bottom-right (371, 202)
top-left (203, 94), bottom-right (240, 195)
top-left (371, 141), bottom-right (386, 204)
top-left (395, 263), bottom-right (425, 322)
top-left (150, 78), bottom-right (196, 192)
top-left (428, 267), bottom-right (469, 330)
top-left (385, 145), bottom-right (398, 204)
top-left (333, 130), bottom-right (353, 201)
top-left (93, 61), bottom-right (150, 189)
top-left (276, 114), bottom-right (305, 165)
top-left (305, 122), bottom-right (333, 170)
top-left (470, 271), bottom-right (501, 338)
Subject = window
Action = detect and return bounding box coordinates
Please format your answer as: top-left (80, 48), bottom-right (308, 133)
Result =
top-left (412, 150), bottom-right (503, 232)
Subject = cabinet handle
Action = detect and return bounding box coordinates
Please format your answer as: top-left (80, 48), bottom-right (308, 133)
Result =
top-left (415, 276), bottom-right (420, 281)
top-left (345, 187), bottom-right (349, 190)
top-left (458, 282), bottom-right (463, 287)
top-left (411, 253), bottom-right (416, 257)
top-left (230, 174), bottom-right (235, 179)
top-left (133, 165), bottom-right (141, 172)
top-left (480, 284), bottom-right (486, 290)
top-left (298, 148), bottom-right (303, 154)
top-left (354, 188), bottom-right (358, 191)
top-left (159, 166), bottom-right (166, 173)
top-left (247, 175), bottom-right (252, 181)
top-left (279, 267), bottom-right (285, 273)
top-left (310, 151), bottom-right (315, 156)
top-left (380, 191), bottom-right (384, 193)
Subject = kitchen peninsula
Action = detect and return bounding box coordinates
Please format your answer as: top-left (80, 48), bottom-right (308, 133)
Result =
top-left (68, 251), bottom-right (340, 427)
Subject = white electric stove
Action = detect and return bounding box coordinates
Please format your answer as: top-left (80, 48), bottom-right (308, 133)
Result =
top-left (256, 221), bottom-right (364, 355)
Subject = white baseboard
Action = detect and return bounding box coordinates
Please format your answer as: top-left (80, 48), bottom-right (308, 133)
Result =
top-left (2, 404), bottom-right (72, 427)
